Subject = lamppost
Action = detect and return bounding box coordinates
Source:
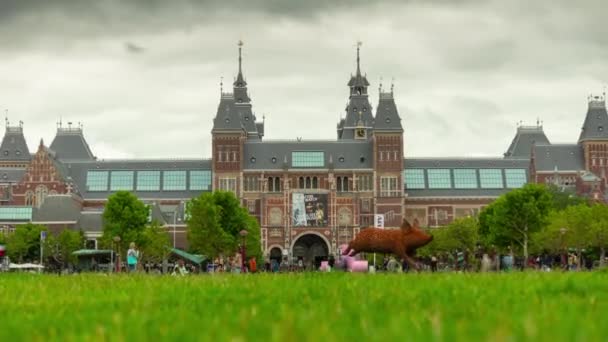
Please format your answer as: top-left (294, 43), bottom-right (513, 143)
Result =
top-left (113, 236), bottom-right (121, 273)
top-left (173, 201), bottom-right (183, 249)
top-left (240, 229), bottom-right (248, 272)
top-left (560, 227), bottom-right (567, 268)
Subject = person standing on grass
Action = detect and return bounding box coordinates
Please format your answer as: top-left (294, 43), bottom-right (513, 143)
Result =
top-left (248, 257), bottom-right (257, 273)
top-left (127, 242), bottom-right (139, 273)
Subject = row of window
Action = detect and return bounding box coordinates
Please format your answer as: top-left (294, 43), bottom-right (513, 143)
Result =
top-left (242, 174), bottom-right (374, 192)
top-left (86, 170), bottom-right (212, 192)
top-left (0, 207), bottom-right (33, 220)
top-left (404, 168), bottom-right (527, 190)
top-left (292, 151), bottom-right (324, 168)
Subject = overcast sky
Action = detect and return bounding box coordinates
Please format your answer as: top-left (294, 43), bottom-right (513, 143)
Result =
top-left (2, 0), bottom-right (607, 159)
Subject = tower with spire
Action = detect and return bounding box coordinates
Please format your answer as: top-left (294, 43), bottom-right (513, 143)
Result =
top-left (579, 93), bottom-right (608, 180)
top-left (337, 41), bottom-right (375, 140)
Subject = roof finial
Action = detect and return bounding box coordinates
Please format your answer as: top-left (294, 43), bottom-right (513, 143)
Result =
top-left (19, 120), bottom-right (23, 128)
top-left (356, 40), bottom-right (362, 76)
top-left (391, 77), bottom-right (395, 95)
top-left (379, 77), bottom-right (383, 93)
top-left (220, 76), bottom-right (224, 94)
top-left (238, 40), bottom-right (244, 75)
top-left (4, 110), bottom-right (8, 128)
top-left (537, 117), bottom-right (540, 127)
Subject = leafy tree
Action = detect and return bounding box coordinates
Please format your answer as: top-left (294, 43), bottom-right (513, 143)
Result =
top-left (100, 191), bottom-right (149, 253)
top-left (187, 191), bottom-right (261, 261)
top-left (5, 223), bottom-right (48, 263)
top-left (420, 217), bottom-right (479, 256)
top-left (45, 229), bottom-right (84, 267)
top-left (545, 204), bottom-right (591, 267)
top-left (140, 221), bottom-right (170, 264)
top-left (546, 184), bottom-right (589, 210)
top-left (589, 204), bottom-right (608, 267)
top-left (478, 183), bottom-right (553, 259)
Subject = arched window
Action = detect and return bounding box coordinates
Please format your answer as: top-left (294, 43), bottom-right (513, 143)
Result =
top-left (337, 177), bottom-right (342, 192)
top-left (343, 177), bottom-right (349, 191)
top-left (306, 177), bottom-right (311, 189)
top-left (312, 177), bottom-right (318, 189)
top-left (274, 177), bottom-right (281, 192)
top-left (25, 191), bottom-right (35, 206)
top-left (35, 185), bottom-right (48, 208)
top-left (299, 177), bottom-right (304, 189)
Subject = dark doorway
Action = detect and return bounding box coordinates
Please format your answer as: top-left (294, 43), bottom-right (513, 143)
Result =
top-left (269, 247), bottom-right (282, 264)
top-left (292, 234), bottom-right (329, 270)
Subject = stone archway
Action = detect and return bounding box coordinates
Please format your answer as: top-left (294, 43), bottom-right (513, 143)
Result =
top-left (269, 247), bottom-right (283, 263)
top-left (291, 233), bottom-right (330, 270)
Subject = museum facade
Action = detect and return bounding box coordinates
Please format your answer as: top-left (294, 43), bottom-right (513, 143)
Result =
top-left (0, 43), bottom-right (606, 262)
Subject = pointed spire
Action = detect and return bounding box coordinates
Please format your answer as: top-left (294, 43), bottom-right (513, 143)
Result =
top-left (234, 40), bottom-right (246, 87)
top-left (238, 39), bottom-right (243, 75)
top-left (356, 41), bottom-right (362, 76)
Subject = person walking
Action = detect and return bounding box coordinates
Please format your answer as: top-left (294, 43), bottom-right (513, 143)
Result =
top-left (248, 257), bottom-right (257, 274)
top-left (127, 242), bottom-right (139, 273)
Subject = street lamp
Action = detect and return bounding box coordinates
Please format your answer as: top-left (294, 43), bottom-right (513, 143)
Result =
top-left (113, 236), bottom-right (121, 273)
top-left (173, 201), bottom-right (183, 249)
top-left (240, 229), bottom-right (249, 272)
top-left (560, 227), bottom-right (567, 268)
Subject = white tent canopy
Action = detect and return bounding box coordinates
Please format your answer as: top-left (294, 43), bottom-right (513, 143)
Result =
top-left (9, 263), bottom-right (45, 269)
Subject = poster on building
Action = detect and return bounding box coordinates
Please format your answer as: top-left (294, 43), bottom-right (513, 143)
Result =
top-left (292, 193), bottom-right (328, 227)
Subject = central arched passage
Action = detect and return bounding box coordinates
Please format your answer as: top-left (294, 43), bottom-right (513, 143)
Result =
top-left (292, 233), bottom-right (329, 270)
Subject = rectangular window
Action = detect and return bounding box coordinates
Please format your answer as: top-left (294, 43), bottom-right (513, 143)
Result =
top-left (479, 169), bottom-right (504, 189)
top-left (292, 151), bottom-right (324, 168)
top-left (357, 174), bottom-right (373, 191)
top-left (453, 169), bottom-right (478, 189)
top-left (136, 171), bottom-right (160, 191)
top-left (244, 175), bottom-right (259, 192)
top-left (505, 169), bottom-right (527, 188)
top-left (219, 177), bottom-right (237, 194)
top-left (361, 198), bottom-right (371, 213)
top-left (404, 169), bottom-right (425, 189)
top-left (163, 171), bottom-right (187, 191)
top-left (190, 170), bottom-right (212, 190)
top-left (110, 171), bottom-right (134, 191)
top-left (427, 169), bottom-right (451, 189)
top-left (86, 171), bottom-right (109, 191)
top-left (0, 207), bottom-right (33, 220)
top-left (380, 176), bottom-right (398, 197)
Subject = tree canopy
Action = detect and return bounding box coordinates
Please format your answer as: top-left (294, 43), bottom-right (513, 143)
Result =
top-left (4, 223), bottom-right (48, 263)
top-left (478, 183), bottom-right (553, 259)
top-left (101, 191), bottom-right (149, 252)
top-left (187, 191), bottom-right (261, 261)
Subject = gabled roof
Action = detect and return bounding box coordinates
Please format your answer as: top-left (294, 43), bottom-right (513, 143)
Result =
top-left (374, 92), bottom-right (403, 131)
top-left (340, 97), bottom-right (374, 139)
top-left (0, 125), bottom-right (31, 161)
top-left (532, 144), bottom-right (584, 171)
top-left (243, 140), bottom-right (373, 170)
top-left (504, 125), bottom-right (550, 158)
top-left (578, 95), bottom-right (608, 142)
top-left (50, 127), bottom-right (95, 161)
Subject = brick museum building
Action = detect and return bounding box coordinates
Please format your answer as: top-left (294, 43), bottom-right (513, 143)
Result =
top-left (0, 44), bottom-right (606, 264)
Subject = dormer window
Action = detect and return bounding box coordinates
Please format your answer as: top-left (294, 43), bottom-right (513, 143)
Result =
top-left (599, 126), bottom-right (604, 132)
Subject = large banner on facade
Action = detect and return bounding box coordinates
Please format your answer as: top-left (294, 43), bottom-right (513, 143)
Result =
top-left (292, 193), bottom-right (328, 227)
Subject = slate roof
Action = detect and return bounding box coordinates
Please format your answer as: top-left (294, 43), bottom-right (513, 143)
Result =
top-left (374, 92), bottom-right (403, 131)
top-left (62, 159), bottom-right (212, 200)
top-left (0, 126), bottom-right (31, 161)
top-left (340, 96), bottom-right (374, 139)
top-left (578, 96), bottom-right (608, 142)
top-left (533, 144), bottom-right (585, 172)
top-left (32, 195), bottom-right (82, 222)
top-left (243, 140), bottom-right (373, 170)
top-left (50, 128), bottom-right (95, 161)
top-left (504, 126), bottom-right (550, 158)
top-left (76, 211), bottom-right (103, 232)
top-left (212, 95), bottom-right (244, 132)
top-left (0, 168), bottom-right (26, 183)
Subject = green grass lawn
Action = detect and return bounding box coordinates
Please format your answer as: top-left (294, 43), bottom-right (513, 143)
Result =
top-left (0, 272), bottom-right (606, 342)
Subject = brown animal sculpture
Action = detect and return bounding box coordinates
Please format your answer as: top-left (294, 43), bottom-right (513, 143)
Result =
top-left (342, 218), bottom-right (433, 270)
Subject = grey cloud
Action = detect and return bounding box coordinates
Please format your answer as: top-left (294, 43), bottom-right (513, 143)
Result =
top-left (125, 42), bottom-right (145, 54)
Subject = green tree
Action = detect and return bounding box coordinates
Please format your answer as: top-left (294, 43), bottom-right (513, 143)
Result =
top-left (45, 229), bottom-right (84, 267)
top-left (5, 223), bottom-right (48, 263)
top-left (547, 184), bottom-right (589, 210)
top-left (589, 204), bottom-right (608, 267)
top-left (187, 191), bottom-right (261, 261)
top-left (545, 204), bottom-right (591, 267)
top-left (100, 191), bottom-right (149, 253)
top-left (478, 183), bottom-right (553, 259)
top-left (140, 221), bottom-right (170, 264)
